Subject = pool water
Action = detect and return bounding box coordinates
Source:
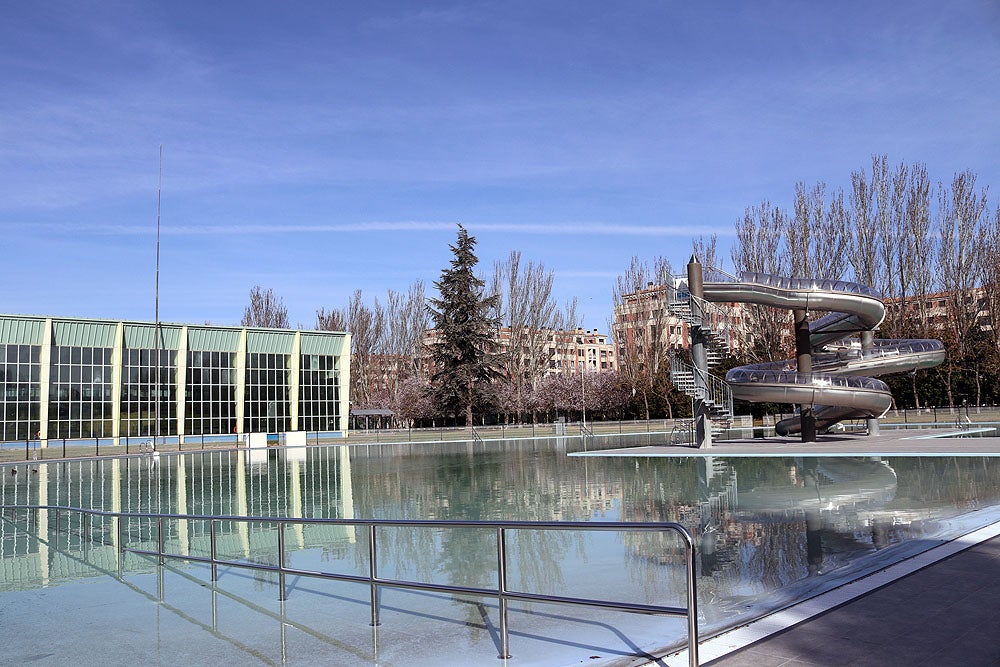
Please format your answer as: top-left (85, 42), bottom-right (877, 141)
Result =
top-left (2, 438), bottom-right (1000, 665)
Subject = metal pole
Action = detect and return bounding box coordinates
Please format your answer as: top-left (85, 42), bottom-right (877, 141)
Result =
top-left (497, 526), bottom-right (511, 659)
top-left (210, 519), bottom-right (218, 581)
top-left (212, 588), bottom-right (219, 633)
top-left (683, 529), bottom-right (700, 667)
top-left (116, 515), bottom-right (124, 576)
top-left (277, 520), bottom-right (287, 601)
top-left (368, 525), bottom-right (380, 626)
top-left (157, 516), bottom-right (165, 565)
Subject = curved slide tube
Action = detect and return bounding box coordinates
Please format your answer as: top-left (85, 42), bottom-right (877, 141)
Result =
top-left (703, 272), bottom-right (945, 436)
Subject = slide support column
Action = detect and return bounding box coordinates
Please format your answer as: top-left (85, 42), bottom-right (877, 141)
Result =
top-left (794, 308), bottom-right (816, 442)
top-left (861, 330), bottom-right (880, 436)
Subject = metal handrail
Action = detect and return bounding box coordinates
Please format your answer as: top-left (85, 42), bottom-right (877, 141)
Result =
top-left (1, 504), bottom-right (700, 666)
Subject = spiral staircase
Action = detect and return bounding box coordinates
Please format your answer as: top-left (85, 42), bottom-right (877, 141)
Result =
top-left (665, 283), bottom-right (736, 436)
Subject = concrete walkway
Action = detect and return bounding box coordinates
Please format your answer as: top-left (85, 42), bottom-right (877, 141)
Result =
top-left (701, 534), bottom-right (1000, 666)
top-left (574, 428), bottom-right (1000, 458)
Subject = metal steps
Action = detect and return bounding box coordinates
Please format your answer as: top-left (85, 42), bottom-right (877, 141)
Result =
top-left (669, 355), bottom-right (734, 433)
top-left (665, 281), bottom-right (738, 435)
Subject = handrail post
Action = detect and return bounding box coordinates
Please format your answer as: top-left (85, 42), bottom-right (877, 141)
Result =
top-left (497, 526), bottom-right (510, 659)
top-left (368, 524), bottom-right (380, 626)
top-left (157, 516), bottom-right (165, 565)
top-left (82, 512), bottom-right (90, 554)
top-left (116, 513), bottom-right (124, 576)
top-left (210, 519), bottom-right (218, 581)
top-left (277, 520), bottom-right (287, 601)
top-left (682, 527), bottom-right (700, 667)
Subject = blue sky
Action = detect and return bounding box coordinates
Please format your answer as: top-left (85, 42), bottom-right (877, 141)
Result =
top-left (2, 1), bottom-right (998, 331)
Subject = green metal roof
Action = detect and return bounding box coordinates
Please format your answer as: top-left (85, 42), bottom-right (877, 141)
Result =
top-left (51, 320), bottom-right (117, 348)
top-left (0, 317), bottom-right (44, 345)
top-left (300, 332), bottom-right (346, 356)
top-left (187, 327), bottom-right (241, 352)
top-left (246, 330), bottom-right (294, 354)
top-left (124, 324), bottom-right (181, 350)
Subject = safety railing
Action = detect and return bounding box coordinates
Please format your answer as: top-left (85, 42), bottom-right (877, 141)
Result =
top-left (670, 353), bottom-right (734, 418)
top-left (0, 504), bottom-right (700, 666)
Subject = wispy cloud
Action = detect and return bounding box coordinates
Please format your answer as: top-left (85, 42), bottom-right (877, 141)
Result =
top-left (15, 219), bottom-right (735, 237)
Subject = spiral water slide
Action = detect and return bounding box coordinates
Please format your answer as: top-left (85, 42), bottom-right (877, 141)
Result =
top-left (702, 272), bottom-right (945, 436)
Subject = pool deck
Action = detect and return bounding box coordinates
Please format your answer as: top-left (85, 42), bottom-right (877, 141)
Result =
top-left (618, 429), bottom-right (1000, 667)
top-left (693, 528), bottom-right (1000, 667)
top-left (574, 427), bottom-right (1000, 457)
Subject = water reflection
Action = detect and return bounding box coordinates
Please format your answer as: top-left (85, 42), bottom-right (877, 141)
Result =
top-left (2, 442), bottom-right (1000, 654)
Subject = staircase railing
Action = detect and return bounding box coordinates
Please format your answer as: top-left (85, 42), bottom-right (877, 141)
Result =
top-left (670, 353), bottom-right (734, 428)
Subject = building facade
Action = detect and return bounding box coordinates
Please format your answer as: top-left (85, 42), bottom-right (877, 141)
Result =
top-left (612, 280), bottom-right (747, 373)
top-left (548, 328), bottom-right (616, 374)
top-left (0, 315), bottom-right (351, 445)
top-left (420, 326), bottom-right (616, 377)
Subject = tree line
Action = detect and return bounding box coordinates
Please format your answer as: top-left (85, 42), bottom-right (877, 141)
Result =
top-left (730, 155), bottom-right (999, 409)
top-left (244, 154), bottom-right (1000, 424)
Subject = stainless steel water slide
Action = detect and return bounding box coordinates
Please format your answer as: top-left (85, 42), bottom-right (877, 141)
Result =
top-left (702, 272), bottom-right (945, 435)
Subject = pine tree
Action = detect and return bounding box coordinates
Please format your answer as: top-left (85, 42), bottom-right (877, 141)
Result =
top-left (428, 225), bottom-right (501, 425)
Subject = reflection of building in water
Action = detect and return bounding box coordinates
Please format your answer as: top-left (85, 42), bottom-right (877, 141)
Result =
top-left (0, 446), bottom-right (356, 587)
top-left (619, 457), bottom-right (743, 577)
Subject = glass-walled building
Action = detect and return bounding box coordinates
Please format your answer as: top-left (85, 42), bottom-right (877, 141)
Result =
top-left (0, 315), bottom-right (351, 445)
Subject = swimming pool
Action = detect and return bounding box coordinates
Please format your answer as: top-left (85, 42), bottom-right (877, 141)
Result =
top-left (2, 438), bottom-right (1000, 665)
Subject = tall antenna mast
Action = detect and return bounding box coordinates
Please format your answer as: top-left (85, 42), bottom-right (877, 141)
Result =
top-left (154, 145), bottom-right (162, 449)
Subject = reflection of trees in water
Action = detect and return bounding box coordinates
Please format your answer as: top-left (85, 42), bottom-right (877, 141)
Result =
top-left (889, 457), bottom-right (1000, 507)
top-left (347, 445), bottom-right (598, 637)
top-left (730, 515), bottom-right (809, 591)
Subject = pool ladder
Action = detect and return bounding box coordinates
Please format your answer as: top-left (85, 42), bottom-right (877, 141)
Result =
top-left (1, 504), bottom-right (701, 666)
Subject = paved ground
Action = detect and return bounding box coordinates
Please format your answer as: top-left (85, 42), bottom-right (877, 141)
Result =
top-left (701, 534), bottom-right (1000, 666)
top-left (576, 428), bottom-right (1000, 457)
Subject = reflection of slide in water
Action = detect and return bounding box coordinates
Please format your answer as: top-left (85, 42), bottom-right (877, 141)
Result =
top-left (703, 273), bottom-right (945, 435)
top-left (735, 457), bottom-right (898, 512)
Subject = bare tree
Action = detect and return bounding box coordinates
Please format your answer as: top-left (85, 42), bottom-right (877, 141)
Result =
top-left (384, 280), bottom-right (430, 380)
top-left (787, 182), bottom-right (848, 280)
top-left (611, 256), bottom-right (674, 419)
top-left (490, 252), bottom-right (572, 421)
top-left (872, 155), bottom-right (898, 302)
top-left (315, 307), bottom-right (347, 331)
top-left (903, 163), bottom-right (936, 337)
top-left (731, 202), bottom-right (791, 362)
top-left (693, 234), bottom-right (724, 280)
top-left (936, 170), bottom-right (990, 406)
top-left (316, 281), bottom-right (429, 418)
top-left (848, 165), bottom-right (878, 289)
top-left (327, 290), bottom-right (385, 410)
top-left (978, 202), bottom-right (1000, 356)
top-left (241, 286), bottom-right (290, 328)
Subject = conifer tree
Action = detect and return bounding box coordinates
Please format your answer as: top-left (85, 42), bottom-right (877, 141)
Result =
top-left (428, 225), bottom-right (500, 425)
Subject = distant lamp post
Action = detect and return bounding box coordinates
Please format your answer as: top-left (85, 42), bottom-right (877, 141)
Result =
top-left (581, 348), bottom-right (597, 429)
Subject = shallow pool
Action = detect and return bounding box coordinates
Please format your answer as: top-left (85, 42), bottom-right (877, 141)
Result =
top-left (2, 438), bottom-right (1000, 665)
